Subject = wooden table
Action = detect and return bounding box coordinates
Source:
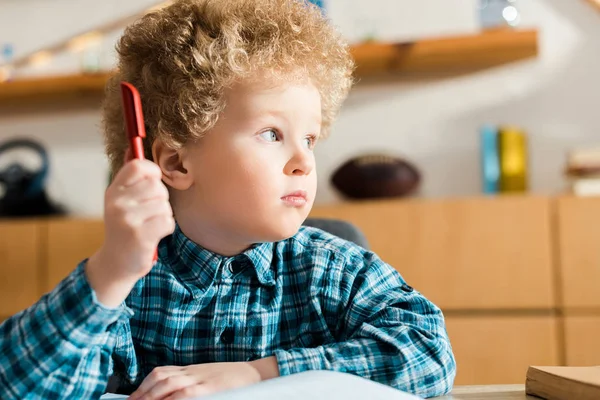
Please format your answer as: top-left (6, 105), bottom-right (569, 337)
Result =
top-left (438, 385), bottom-right (539, 399)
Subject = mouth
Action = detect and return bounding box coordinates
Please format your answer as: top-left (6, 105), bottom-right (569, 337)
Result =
top-left (281, 190), bottom-right (308, 206)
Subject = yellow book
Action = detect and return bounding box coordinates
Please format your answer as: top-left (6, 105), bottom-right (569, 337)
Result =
top-left (498, 127), bottom-right (528, 192)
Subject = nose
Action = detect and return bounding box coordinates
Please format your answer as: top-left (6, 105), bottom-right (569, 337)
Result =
top-left (284, 143), bottom-right (314, 176)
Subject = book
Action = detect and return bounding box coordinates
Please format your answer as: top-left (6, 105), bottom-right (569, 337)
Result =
top-left (564, 146), bottom-right (600, 196)
top-left (497, 126), bottom-right (528, 193)
top-left (569, 177), bottom-right (600, 197)
top-left (525, 365), bottom-right (600, 400)
top-left (566, 147), bottom-right (600, 171)
top-left (480, 124), bottom-right (500, 194)
top-left (478, 124), bottom-right (530, 195)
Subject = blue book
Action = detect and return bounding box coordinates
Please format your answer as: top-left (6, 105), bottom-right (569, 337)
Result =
top-left (480, 124), bottom-right (500, 194)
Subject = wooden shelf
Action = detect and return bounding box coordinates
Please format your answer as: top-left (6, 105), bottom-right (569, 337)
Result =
top-left (350, 28), bottom-right (538, 79)
top-left (0, 72), bottom-right (110, 106)
top-left (0, 29), bottom-right (538, 106)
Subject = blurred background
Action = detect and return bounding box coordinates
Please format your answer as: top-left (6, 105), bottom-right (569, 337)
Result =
top-left (1, 0), bottom-right (600, 389)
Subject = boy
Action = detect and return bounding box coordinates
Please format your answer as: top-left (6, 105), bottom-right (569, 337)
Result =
top-left (0, 0), bottom-right (456, 399)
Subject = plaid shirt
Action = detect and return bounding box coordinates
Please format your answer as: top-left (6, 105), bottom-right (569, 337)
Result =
top-left (0, 225), bottom-right (456, 399)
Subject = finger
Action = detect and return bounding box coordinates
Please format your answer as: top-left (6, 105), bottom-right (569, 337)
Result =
top-left (120, 199), bottom-right (173, 227)
top-left (112, 159), bottom-right (162, 189)
top-left (164, 384), bottom-right (215, 400)
top-left (119, 176), bottom-right (169, 204)
top-left (144, 213), bottom-right (177, 240)
top-left (128, 367), bottom-right (185, 400)
top-left (147, 375), bottom-right (199, 400)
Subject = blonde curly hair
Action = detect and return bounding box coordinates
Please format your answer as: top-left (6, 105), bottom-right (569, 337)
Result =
top-left (102, 0), bottom-right (354, 176)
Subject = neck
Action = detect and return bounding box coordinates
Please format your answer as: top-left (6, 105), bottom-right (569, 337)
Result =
top-left (168, 189), bottom-right (254, 256)
top-left (175, 215), bottom-right (252, 257)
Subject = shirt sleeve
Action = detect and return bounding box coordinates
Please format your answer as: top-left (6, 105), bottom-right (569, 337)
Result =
top-left (274, 251), bottom-right (456, 398)
top-left (0, 261), bottom-right (135, 399)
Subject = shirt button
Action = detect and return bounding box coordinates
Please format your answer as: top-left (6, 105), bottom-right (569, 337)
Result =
top-left (229, 260), bottom-right (247, 275)
top-left (221, 327), bottom-right (235, 344)
top-left (401, 284), bottom-right (414, 293)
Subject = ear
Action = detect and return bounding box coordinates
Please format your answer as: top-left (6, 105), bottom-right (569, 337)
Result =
top-left (152, 139), bottom-right (193, 190)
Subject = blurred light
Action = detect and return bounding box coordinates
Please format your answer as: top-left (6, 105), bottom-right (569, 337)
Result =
top-left (502, 6), bottom-right (520, 26)
top-left (28, 51), bottom-right (53, 67)
top-left (67, 31), bottom-right (103, 53)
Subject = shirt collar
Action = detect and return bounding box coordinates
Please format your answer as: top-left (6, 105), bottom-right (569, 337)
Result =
top-left (168, 224), bottom-right (276, 287)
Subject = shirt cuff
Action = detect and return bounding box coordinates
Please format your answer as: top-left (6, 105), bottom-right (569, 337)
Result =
top-left (45, 261), bottom-right (134, 348)
top-left (273, 348), bottom-right (329, 376)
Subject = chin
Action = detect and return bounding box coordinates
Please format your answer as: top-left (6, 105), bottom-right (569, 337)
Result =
top-left (248, 207), bottom-right (310, 243)
top-left (265, 226), bottom-right (301, 242)
top-left (255, 220), bottom-right (303, 243)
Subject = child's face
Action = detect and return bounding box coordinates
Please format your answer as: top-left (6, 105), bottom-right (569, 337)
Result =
top-left (176, 76), bottom-right (321, 252)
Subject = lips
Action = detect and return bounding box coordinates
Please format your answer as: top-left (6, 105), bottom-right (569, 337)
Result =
top-left (281, 190), bottom-right (308, 206)
top-left (283, 190), bottom-right (307, 199)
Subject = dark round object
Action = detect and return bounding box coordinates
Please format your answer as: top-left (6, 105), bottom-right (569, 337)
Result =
top-left (0, 138), bottom-right (65, 217)
top-left (330, 154), bottom-right (420, 199)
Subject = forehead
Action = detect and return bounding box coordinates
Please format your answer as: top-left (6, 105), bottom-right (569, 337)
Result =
top-left (223, 73), bottom-right (322, 117)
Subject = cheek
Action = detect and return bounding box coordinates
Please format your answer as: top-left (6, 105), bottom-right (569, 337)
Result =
top-left (237, 158), bottom-right (281, 195)
top-left (217, 149), bottom-right (282, 198)
top-left (308, 169), bottom-right (318, 198)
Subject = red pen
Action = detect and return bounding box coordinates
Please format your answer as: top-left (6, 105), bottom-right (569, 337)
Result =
top-left (120, 81), bottom-right (159, 263)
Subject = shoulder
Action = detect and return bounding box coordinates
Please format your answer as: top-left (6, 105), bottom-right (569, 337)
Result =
top-left (283, 225), bottom-right (391, 277)
top-left (283, 227), bottom-right (413, 309)
top-left (290, 225), bottom-right (367, 257)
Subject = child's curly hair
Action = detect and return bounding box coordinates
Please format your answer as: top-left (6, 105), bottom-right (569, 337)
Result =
top-left (102, 0), bottom-right (354, 175)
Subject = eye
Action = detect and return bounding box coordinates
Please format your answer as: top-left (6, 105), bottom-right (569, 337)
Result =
top-left (304, 135), bottom-right (317, 150)
top-left (259, 129), bottom-right (279, 142)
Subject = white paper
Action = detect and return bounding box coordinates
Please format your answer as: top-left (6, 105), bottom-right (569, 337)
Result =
top-left (199, 371), bottom-right (422, 400)
top-left (100, 371), bottom-right (422, 400)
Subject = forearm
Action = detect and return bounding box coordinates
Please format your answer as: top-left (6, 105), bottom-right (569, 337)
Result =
top-left (311, 252), bottom-right (458, 397)
top-left (273, 332), bottom-right (455, 398)
top-left (249, 356), bottom-right (280, 381)
top-left (85, 247), bottom-right (139, 308)
top-left (0, 263), bottom-right (131, 399)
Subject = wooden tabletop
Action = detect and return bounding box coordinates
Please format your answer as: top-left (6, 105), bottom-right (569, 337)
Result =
top-left (437, 385), bottom-right (539, 399)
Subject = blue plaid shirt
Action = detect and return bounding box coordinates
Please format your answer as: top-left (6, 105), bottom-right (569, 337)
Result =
top-left (0, 225), bottom-right (455, 399)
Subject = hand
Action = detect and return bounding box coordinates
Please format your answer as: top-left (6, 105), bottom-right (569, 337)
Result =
top-left (85, 159), bottom-right (175, 307)
top-left (128, 362), bottom-right (263, 400)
